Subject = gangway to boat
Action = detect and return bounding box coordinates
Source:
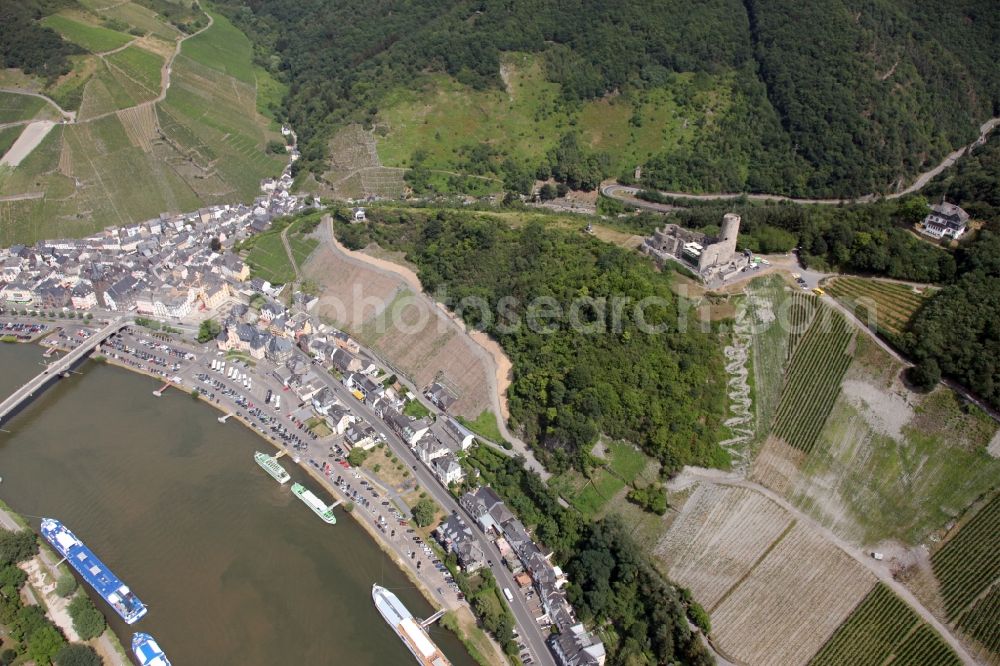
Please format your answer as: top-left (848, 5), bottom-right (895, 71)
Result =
top-left (420, 609), bottom-right (446, 628)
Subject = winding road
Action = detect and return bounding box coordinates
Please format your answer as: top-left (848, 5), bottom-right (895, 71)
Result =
top-left (0, 87), bottom-right (75, 123)
top-left (0, 12), bottom-right (214, 128)
top-left (603, 117), bottom-right (1000, 209)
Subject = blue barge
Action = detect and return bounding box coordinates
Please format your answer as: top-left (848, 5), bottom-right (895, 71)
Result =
top-left (40, 518), bottom-right (148, 624)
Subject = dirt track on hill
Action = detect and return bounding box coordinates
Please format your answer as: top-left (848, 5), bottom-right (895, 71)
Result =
top-left (0, 120), bottom-right (56, 167)
top-left (307, 217), bottom-right (549, 478)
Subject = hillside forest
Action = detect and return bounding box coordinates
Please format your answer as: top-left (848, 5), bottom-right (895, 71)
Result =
top-left (333, 208), bottom-right (730, 475)
top-left (0, 0), bottom-right (82, 78)
top-left (634, 130), bottom-right (1000, 412)
top-left (220, 0), bottom-right (999, 198)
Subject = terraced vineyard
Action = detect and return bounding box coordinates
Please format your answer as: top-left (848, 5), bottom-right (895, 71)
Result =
top-left (655, 484), bottom-right (793, 609)
top-left (810, 584), bottom-right (960, 666)
top-left (933, 493), bottom-right (1000, 618)
top-left (770, 309), bottom-right (854, 453)
top-left (785, 291), bottom-right (818, 360)
top-left (710, 522), bottom-right (875, 665)
top-left (824, 277), bottom-right (930, 340)
top-left (958, 586), bottom-right (1000, 662)
top-left (891, 625), bottom-right (963, 666)
top-left (40, 14), bottom-right (133, 53)
top-left (932, 492), bottom-right (1000, 663)
top-left (0, 7), bottom-right (284, 243)
top-left (0, 92), bottom-right (56, 124)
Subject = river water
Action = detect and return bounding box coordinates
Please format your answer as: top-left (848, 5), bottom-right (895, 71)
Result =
top-left (0, 343), bottom-right (474, 665)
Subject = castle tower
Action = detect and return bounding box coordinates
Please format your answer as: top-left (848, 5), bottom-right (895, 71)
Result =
top-left (717, 213), bottom-right (741, 265)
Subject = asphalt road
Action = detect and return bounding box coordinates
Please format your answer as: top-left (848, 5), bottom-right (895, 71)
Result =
top-left (306, 353), bottom-right (556, 666)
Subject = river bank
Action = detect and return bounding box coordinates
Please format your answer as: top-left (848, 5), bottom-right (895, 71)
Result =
top-left (103, 360), bottom-right (507, 666)
top-left (52, 334), bottom-right (505, 666)
top-left (0, 340), bottom-right (482, 665)
top-left (0, 500), bottom-right (128, 666)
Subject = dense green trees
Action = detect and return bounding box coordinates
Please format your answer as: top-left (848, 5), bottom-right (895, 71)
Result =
top-left (67, 594), bottom-right (105, 641)
top-left (465, 445), bottom-right (711, 665)
top-left (54, 573), bottom-right (76, 598)
top-left (898, 133), bottom-right (1000, 409)
top-left (54, 644), bottom-right (102, 666)
top-left (197, 318), bottom-right (221, 343)
top-left (26, 625), bottom-right (65, 665)
top-left (219, 0), bottom-right (998, 197)
top-left (904, 233), bottom-right (1000, 408)
top-left (0, 527), bottom-right (72, 666)
top-left (0, 528), bottom-right (38, 566)
top-left (567, 517), bottom-right (714, 666)
top-left (626, 483), bottom-right (668, 515)
top-left (336, 207), bottom-right (728, 473)
top-left (410, 499), bottom-right (437, 527)
top-left (0, 564), bottom-right (27, 593)
top-left (0, 1), bottom-right (82, 79)
top-left (740, 0), bottom-right (996, 196)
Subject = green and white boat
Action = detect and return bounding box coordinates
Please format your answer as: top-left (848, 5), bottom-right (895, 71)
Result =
top-left (254, 451), bottom-right (290, 484)
top-left (292, 482), bottom-right (337, 524)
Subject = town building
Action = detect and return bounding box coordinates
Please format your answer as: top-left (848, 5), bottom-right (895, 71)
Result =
top-left (919, 201), bottom-right (970, 240)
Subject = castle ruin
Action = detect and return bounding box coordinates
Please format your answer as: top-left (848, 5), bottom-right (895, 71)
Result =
top-left (642, 213), bottom-right (749, 281)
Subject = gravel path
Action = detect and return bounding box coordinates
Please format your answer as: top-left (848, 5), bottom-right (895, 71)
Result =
top-left (0, 120), bottom-right (56, 167)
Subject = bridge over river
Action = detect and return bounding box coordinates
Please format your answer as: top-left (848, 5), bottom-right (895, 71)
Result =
top-left (0, 318), bottom-right (130, 427)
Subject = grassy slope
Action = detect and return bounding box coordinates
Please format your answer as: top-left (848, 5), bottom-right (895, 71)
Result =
top-left (0, 127), bottom-right (24, 157)
top-left (41, 14), bottom-right (134, 53)
top-left (750, 296), bottom-right (1000, 545)
top-left (0, 8), bottom-right (283, 245)
top-left (77, 46), bottom-right (165, 120)
top-left (0, 93), bottom-right (55, 124)
top-left (179, 11), bottom-right (256, 84)
top-left (549, 440), bottom-right (650, 518)
top-left (94, 1), bottom-right (181, 41)
top-left (372, 52), bottom-right (725, 178)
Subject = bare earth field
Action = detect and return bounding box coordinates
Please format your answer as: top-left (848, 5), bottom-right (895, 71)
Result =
top-left (0, 120), bottom-right (56, 167)
top-left (710, 522), bottom-right (876, 666)
top-left (303, 226), bottom-right (497, 420)
top-left (654, 483), bottom-right (793, 610)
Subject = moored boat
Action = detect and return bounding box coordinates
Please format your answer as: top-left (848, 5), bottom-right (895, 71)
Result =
top-left (255, 451), bottom-right (290, 484)
top-left (40, 518), bottom-right (147, 624)
top-left (132, 632), bottom-right (171, 666)
top-left (372, 584), bottom-right (451, 666)
top-left (291, 482), bottom-right (336, 524)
